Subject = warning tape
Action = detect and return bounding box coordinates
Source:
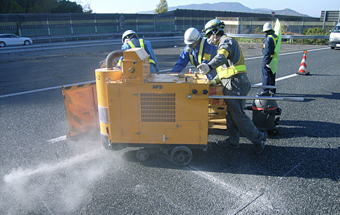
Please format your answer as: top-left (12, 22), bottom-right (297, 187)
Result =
top-left (63, 81), bottom-right (96, 91)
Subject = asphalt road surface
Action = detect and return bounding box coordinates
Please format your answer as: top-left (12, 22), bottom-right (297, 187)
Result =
top-left (0, 39), bottom-right (339, 214)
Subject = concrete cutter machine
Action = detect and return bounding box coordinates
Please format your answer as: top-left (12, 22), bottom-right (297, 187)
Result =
top-left (62, 48), bottom-right (303, 166)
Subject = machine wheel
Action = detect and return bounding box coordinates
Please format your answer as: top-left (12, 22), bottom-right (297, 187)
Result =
top-left (136, 149), bottom-right (150, 161)
top-left (269, 128), bottom-right (279, 136)
top-left (24, 40), bottom-right (31, 45)
top-left (330, 47), bottom-right (335, 49)
top-left (171, 146), bottom-right (193, 167)
top-left (0, 42), bottom-right (6, 47)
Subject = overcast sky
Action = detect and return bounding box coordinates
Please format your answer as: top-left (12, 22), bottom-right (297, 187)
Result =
top-left (75, 0), bottom-right (339, 18)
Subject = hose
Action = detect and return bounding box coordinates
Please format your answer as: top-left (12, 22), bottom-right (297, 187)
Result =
top-left (105, 50), bottom-right (124, 69)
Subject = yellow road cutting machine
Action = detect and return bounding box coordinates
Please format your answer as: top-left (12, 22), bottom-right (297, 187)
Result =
top-left (63, 48), bottom-right (217, 166)
top-left (62, 48), bottom-right (303, 166)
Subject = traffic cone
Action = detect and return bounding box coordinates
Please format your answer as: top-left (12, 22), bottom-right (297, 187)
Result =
top-left (296, 50), bottom-right (310, 75)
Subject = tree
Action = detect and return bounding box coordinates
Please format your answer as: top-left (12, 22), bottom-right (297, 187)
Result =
top-left (9, 1), bottom-right (25, 13)
top-left (155, 0), bottom-right (168, 14)
top-left (82, 2), bottom-right (92, 13)
top-left (51, 0), bottom-right (83, 13)
top-left (0, 0), bottom-right (86, 13)
top-left (28, 0), bottom-right (57, 13)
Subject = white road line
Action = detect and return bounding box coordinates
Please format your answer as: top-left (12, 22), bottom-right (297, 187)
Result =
top-left (2, 48), bottom-right (325, 99)
top-left (275, 73), bottom-right (299, 81)
top-left (47, 135), bottom-right (66, 144)
top-left (255, 73), bottom-right (299, 86)
top-left (0, 86), bottom-right (61, 99)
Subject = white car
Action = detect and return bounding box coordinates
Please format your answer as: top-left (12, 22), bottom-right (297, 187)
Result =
top-left (329, 23), bottom-right (340, 49)
top-left (0, 33), bottom-right (33, 47)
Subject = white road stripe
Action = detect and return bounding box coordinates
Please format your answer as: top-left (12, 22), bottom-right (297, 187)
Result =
top-left (47, 135), bottom-right (66, 143)
top-left (2, 48), bottom-right (326, 99)
top-left (0, 86), bottom-right (61, 99)
top-left (255, 73), bottom-right (298, 86)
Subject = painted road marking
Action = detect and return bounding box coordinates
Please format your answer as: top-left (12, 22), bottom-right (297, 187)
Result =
top-left (0, 48), bottom-right (328, 99)
top-left (47, 135), bottom-right (66, 144)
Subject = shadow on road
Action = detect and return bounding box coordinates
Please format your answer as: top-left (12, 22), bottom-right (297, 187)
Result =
top-left (120, 119), bottom-right (340, 181)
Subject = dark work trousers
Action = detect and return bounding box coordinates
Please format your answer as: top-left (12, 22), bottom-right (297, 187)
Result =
top-left (261, 63), bottom-right (276, 94)
top-left (222, 73), bottom-right (265, 145)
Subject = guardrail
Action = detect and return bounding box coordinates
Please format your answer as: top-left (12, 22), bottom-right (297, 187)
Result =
top-left (30, 32), bottom-right (329, 44)
top-left (31, 31), bottom-right (183, 43)
top-left (228, 34), bottom-right (329, 43)
top-left (0, 34), bottom-right (329, 61)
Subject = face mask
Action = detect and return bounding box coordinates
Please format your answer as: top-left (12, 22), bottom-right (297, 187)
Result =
top-left (186, 42), bottom-right (197, 53)
top-left (207, 34), bottom-right (217, 45)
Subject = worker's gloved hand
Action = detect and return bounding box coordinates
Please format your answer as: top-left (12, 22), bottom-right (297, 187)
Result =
top-left (266, 64), bottom-right (271, 69)
top-left (197, 63), bottom-right (210, 75)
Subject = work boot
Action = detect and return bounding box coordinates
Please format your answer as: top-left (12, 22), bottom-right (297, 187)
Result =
top-left (216, 139), bottom-right (240, 149)
top-left (254, 132), bottom-right (267, 154)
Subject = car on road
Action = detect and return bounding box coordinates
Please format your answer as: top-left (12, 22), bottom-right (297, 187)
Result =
top-left (329, 23), bottom-right (340, 49)
top-left (0, 33), bottom-right (33, 47)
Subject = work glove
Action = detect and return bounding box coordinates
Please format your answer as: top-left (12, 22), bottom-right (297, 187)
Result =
top-left (266, 64), bottom-right (271, 69)
top-left (197, 63), bottom-right (210, 75)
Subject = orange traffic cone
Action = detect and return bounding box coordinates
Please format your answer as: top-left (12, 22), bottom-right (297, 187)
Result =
top-left (296, 50), bottom-right (310, 75)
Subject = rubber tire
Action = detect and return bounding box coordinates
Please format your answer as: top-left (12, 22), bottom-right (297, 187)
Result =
top-left (171, 146), bottom-right (193, 167)
top-left (136, 149), bottom-right (150, 161)
top-left (0, 42), bottom-right (6, 47)
top-left (24, 40), bottom-right (31, 45)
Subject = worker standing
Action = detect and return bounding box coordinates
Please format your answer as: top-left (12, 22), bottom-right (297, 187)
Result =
top-left (171, 27), bottom-right (217, 80)
top-left (260, 22), bottom-right (279, 96)
top-left (120, 30), bottom-right (159, 73)
top-left (197, 19), bottom-right (267, 154)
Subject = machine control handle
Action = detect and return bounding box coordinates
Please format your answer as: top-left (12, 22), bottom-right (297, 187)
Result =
top-left (129, 61), bottom-right (137, 73)
top-left (251, 84), bottom-right (277, 89)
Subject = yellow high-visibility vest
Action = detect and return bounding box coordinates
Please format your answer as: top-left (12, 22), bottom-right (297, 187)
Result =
top-left (268, 34), bottom-right (278, 58)
top-left (216, 36), bottom-right (247, 79)
top-left (189, 38), bottom-right (211, 66)
top-left (128, 39), bottom-right (156, 65)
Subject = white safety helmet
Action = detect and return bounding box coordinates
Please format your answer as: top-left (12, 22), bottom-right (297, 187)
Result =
top-left (122, 30), bottom-right (138, 43)
top-left (184, 27), bottom-right (201, 45)
top-left (263, 22), bottom-right (273, 32)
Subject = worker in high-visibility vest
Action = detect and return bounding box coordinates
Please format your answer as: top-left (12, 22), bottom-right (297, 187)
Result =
top-left (171, 27), bottom-right (217, 80)
top-left (198, 19), bottom-right (267, 154)
top-left (260, 22), bottom-right (279, 95)
top-left (120, 30), bottom-right (159, 73)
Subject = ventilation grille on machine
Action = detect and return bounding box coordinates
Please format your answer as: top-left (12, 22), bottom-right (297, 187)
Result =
top-left (140, 93), bottom-right (176, 122)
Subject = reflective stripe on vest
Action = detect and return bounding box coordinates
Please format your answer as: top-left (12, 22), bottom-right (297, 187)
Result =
top-left (189, 38), bottom-right (206, 66)
top-left (216, 36), bottom-right (247, 79)
top-left (128, 39), bottom-right (155, 65)
top-left (267, 34), bottom-right (278, 57)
